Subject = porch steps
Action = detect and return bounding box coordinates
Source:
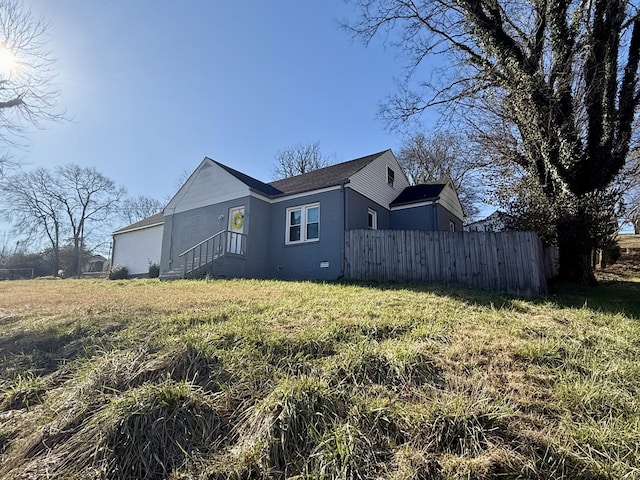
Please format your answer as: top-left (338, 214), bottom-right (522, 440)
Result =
top-left (161, 229), bottom-right (247, 280)
top-left (159, 268), bottom-right (184, 281)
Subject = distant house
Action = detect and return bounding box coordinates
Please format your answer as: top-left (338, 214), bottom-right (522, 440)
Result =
top-left (465, 211), bottom-right (510, 232)
top-left (84, 255), bottom-right (109, 273)
top-left (112, 150), bottom-right (464, 279)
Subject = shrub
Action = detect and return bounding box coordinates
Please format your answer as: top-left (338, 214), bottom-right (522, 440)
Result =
top-left (148, 263), bottom-right (160, 278)
top-left (107, 265), bottom-right (128, 280)
top-left (603, 243), bottom-right (621, 266)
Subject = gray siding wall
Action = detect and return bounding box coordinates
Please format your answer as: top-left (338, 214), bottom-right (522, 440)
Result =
top-left (269, 189), bottom-right (345, 280)
top-left (345, 188), bottom-right (390, 230)
top-left (390, 204), bottom-right (439, 231)
top-left (160, 196), bottom-right (251, 275)
top-left (245, 196), bottom-right (272, 278)
top-left (437, 204), bottom-right (464, 232)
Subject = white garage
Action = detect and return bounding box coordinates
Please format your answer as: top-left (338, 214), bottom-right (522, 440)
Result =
top-left (112, 213), bottom-right (164, 277)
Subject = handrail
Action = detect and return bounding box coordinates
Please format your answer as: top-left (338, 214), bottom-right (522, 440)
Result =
top-left (177, 229), bottom-right (247, 278)
top-left (178, 229), bottom-right (226, 257)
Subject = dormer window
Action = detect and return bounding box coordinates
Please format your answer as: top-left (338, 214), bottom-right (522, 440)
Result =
top-left (387, 167), bottom-right (395, 187)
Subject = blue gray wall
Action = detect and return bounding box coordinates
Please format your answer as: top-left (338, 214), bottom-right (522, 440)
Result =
top-left (245, 196), bottom-right (272, 278)
top-left (161, 190), bottom-right (347, 280)
top-left (390, 203), bottom-right (463, 232)
top-left (437, 204), bottom-right (464, 232)
top-left (390, 204), bottom-right (439, 231)
top-left (268, 189), bottom-right (345, 280)
top-left (345, 189), bottom-right (390, 230)
top-left (161, 196), bottom-right (251, 275)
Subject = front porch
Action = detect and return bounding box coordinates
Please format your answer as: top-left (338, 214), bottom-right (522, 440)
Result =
top-left (161, 230), bottom-right (247, 280)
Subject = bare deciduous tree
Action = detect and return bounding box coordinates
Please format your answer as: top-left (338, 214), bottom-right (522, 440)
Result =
top-left (0, 168), bottom-right (64, 274)
top-left (0, 165), bottom-right (124, 276)
top-left (119, 195), bottom-right (163, 225)
top-left (0, 0), bottom-right (62, 175)
top-left (53, 165), bottom-right (125, 277)
top-left (272, 140), bottom-right (329, 179)
top-left (348, 0), bottom-right (640, 284)
top-left (398, 131), bottom-right (486, 220)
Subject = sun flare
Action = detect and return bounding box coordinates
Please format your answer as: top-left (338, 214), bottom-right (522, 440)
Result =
top-left (0, 45), bottom-right (17, 76)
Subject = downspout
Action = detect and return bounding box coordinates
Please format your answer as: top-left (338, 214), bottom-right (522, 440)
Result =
top-left (341, 181), bottom-right (347, 279)
top-left (432, 203), bottom-right (438, 231)
top-left (111, 236), bottom-right (116, 268)
top-left (167, 206), bottom-right (175, 269)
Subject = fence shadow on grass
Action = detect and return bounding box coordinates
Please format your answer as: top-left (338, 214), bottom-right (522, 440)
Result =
top-left (337, 278), bottom-right (640, 321)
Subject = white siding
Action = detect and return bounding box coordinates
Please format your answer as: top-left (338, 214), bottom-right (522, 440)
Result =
top-left (112, 224), bottom-right (163, 276)
top-left (348, 150), bottom-right (410, 208)
top-left (165, 159), bottom-right (250, 215)
top-left (439, 181), bottom-right (464, 221)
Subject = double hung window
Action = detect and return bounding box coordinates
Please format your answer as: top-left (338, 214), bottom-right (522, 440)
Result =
top-left (286, 203), bottom-right (319, 244)
top-left (367, 208), bottom-right (377, 229)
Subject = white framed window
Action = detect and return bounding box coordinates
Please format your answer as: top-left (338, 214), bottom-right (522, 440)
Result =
top-left (367, 208), bottom-right (378, 229)
top-left (387, 166), bottom-right (395, 186)
top-left (286, 203), bottom-right (320, 244)
top-left (449, 221), bottom-right (456, 232)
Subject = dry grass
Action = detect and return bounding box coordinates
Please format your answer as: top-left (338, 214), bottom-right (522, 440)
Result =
top-left (0, 277), bottom-right (639, 478)
top-left (617, 233), bottom-right (640, 250)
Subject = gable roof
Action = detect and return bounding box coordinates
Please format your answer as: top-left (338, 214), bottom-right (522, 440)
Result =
top-left (390, 183), bottom-right (447, 207)
top-left (268, 150), bottom-right (391, 196)
top-left (113, 212), bottom-right (164, 235)
top-left (212, 159), bottom-right (283, 197)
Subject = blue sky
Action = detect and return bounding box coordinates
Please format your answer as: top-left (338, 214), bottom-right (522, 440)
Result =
top-left (21, 0), bottom-right (438, 203)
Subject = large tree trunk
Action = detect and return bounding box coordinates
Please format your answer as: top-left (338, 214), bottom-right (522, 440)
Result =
top-left (556, 213), bottom-right (597, 285)
top-left (51, 249), bottom-right (59, 276)
top-left (71, 237), bottom-right (80, 278)
top-left (50, 224), bottom-right (60, 277)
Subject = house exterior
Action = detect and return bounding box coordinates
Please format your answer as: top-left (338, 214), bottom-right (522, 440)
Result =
top-left (465, 211), bottom-right (510, 232)
top-left (84, 255), bottom-right (109, 273)
top-left (112, 150), bottom-right (464, 280)
top-left (112, 212), bottom-right (164, 277)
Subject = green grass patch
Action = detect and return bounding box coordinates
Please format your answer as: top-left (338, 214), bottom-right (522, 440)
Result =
top-left (0, 278), bottom-right (638, 478)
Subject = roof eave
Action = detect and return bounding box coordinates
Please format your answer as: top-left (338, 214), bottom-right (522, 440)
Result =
top-left (113, 221), bottom-right (165, 235)
top-left (390, 197), bottom-right (439, 208)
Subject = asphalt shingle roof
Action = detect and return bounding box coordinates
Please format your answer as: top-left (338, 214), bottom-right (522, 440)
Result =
top-left (390, 183), bottom-right (447, 207)
top-left (114, 150), bottom-right (392, 234)
top-left (268, 150), bottom-right (390, 195)
top-left (212, 160), bottom-right (284, 197)
top-left (113, 212), bottom-right (164, 234)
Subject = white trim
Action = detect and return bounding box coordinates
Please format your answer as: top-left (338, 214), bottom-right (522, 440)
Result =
top-left (113, 221), bottom-right (164, 235)
top-left (390, 200), bottom-right (437, 211)
top-left (367, 208), bottom-right (378, 230)
top-left (165, 159), bottom-right (250, 215)
top-left (386, 165), bottom-right (395, 187)
top-left (285, 202), bottom-right (320, 245)
top-left (249, 184), bottom-right (342, 204)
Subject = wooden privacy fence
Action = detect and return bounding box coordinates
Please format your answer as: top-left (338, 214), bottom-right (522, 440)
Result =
top-left (344, 230), bottom-right (548, 297)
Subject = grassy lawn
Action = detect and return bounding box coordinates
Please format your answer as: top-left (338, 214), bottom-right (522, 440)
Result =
top-left (617, 234), bottom-right (640, 250)
top-left (0, 278), bottom-right (639, 479)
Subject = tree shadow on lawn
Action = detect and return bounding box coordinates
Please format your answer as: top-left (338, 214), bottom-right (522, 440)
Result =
top-left (0, 321), bottom-right (126, 380)
top-left (544, 279), bottom-right (640, 320)
top-left (336, 279), bottom-right (640, 321)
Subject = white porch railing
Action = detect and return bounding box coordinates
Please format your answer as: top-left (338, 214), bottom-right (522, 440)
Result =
top-left (178, 229), bottom-right (246, 278)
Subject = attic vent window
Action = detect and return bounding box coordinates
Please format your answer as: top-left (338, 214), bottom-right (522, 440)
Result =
top-left (387, 167), bottom-right (395, 187)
